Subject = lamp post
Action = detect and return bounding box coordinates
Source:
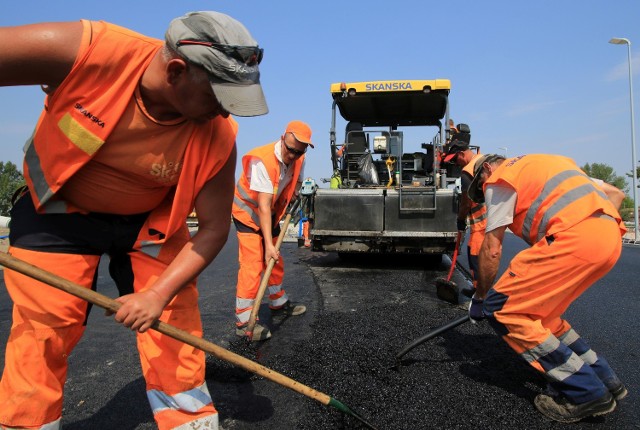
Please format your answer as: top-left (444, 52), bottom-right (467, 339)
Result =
top-left (498, 147), bottom-right (508, 157)
top-left (609, 37), bottom-right (638, 241)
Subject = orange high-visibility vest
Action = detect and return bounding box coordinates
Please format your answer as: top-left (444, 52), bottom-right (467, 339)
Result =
top-left (462, 153), bottom-right (487, 251)
top-left (23, 20), bottom-right (238, 261)
top-left (232, 142), bottom-right (303, 230)
top-left (485, 154), bottom-right (625, 245)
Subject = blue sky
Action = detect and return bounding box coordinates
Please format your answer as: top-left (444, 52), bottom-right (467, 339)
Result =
top-left (1, 1), bottom-right (640, 189)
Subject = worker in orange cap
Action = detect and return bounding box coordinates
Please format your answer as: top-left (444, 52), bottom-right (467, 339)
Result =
top-left (468, 153), bottom-right (627, 424)
top-left (442, 124), bottom-right (483, 294)
top-left (232, 121), bottom-right (313, 341)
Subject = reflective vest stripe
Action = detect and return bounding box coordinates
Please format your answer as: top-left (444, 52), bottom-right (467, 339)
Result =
top-left (233, 186), bottom-right (261, 227)
top-left (536, 183), bottom-right (607, 243)
top-left (521, 170), bottom-right (607, 244)
top-left (24, 136), bottom-right (65, 212)
top-left (147, 383), bottom-right (212, 414)
top-left (468, 208), bottom-right (487, 225)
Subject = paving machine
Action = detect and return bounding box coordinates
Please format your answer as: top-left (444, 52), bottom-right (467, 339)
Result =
top-left (309, 79), bottom-right (464, 257)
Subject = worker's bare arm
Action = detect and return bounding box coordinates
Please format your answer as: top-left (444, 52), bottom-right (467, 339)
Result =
top-left (476, 225), bottom-right (506, 298)
top-left (599, 181), bottom-right (626, 211)
top-left (0, 21), bottom-right (83, 87)
top-left (112, 146), bottom-right (237, 332)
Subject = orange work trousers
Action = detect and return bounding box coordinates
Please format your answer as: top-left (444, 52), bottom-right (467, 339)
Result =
top-left (0, 247), bottom-right (217, 430)
top-left (483, 215), bottom-right (622, 404)
top-left (235, 230), bottom-right (289, 326)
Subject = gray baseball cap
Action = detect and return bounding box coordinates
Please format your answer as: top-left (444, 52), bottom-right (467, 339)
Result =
top-left (468, 154), bottom-right (506, 203)
top-left (166, 11), bottom-right (268, 117)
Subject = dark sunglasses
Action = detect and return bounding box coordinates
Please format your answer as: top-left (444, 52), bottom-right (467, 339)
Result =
top-left (283, 140), bottom-right (307, 157)
top-left (176, 40), bottom-right (263, 66)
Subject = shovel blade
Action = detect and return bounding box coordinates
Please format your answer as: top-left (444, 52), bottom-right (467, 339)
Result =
top-left (435, 278), bottom-right (459, 304)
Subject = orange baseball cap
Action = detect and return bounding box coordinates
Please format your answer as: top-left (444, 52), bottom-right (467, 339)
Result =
top-left (285, 120), bottom-right (314, 148)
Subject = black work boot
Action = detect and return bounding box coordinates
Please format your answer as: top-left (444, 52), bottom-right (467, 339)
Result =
top-left (534, 391), bottom-right (616, 423)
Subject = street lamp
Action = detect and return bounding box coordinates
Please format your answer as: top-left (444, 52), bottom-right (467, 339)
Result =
top-left (609, 37), bottom-right (638, 241)
top-left (498, 147), bottom-right (508, 157)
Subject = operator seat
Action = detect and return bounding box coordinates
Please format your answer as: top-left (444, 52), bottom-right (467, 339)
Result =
top-left (344, 122), bottom-right (369, 183)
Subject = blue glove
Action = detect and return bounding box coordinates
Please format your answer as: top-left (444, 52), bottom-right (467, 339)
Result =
top-left (468, 297), bottom-right (485, 323)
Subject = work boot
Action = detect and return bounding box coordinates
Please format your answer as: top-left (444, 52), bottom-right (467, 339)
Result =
top-left (235, 322), bottom-right (272, 341)
top-left (271, 300), bottom-right (306, 318)
top-left (608, 382), bottom-right (628, 401)
top-left (544, 381), bottom-right (628, 402)
top-left (534, 391), bottom-right (616, 423)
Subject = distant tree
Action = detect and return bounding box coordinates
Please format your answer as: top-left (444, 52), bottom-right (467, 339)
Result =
top-left (0, 161), bottom-right (25, 216)
top-left (624, 166), bottom-right (640, 186)
top-left (581, 163), bottom-right (627, 190)
top-left (581, 162), bottom-right (633, 213)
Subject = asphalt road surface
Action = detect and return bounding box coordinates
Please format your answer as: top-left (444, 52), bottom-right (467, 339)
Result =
top-left (0, 229), bottom-right (638, 429)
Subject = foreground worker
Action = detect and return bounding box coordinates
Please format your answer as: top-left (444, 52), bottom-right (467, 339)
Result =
top-left (467, 153), bottom-right (627, 423)
top-left (0, 11), bottom-right (267, 430)
top-left (442, 129), bottom-right (483, 292)
top-left (232, 121), bottom-right (313, 341)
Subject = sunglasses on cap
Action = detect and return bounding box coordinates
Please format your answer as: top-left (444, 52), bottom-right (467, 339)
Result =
top-left (176, 40), bottom-right (264, 66)
top-left (283, 139), bottom-right (307, 157)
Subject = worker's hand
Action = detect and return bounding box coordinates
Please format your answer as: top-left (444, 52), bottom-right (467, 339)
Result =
top-left (108, 290), bottom-right (165, 333)
top-left (265, 243), bottom-right (279, 264)
top-left (468, 296), bottom-right (485, 324)
top-left (456, 218), bottom-right (467, 233)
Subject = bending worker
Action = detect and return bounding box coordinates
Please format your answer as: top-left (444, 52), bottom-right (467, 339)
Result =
top-left (0, 11), bottom-right (267, 430)
top-left (442, 126), bottom-right (483, 293)
top-left (232, 121), bottom-right (313, 341)
top-left (467, 153), bottom-right (627, 424)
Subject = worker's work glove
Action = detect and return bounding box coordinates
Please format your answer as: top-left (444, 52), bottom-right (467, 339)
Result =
top-left (456, 218), bottom-right (467, 233)
top-left (468, 296), bottom-right (485, 324)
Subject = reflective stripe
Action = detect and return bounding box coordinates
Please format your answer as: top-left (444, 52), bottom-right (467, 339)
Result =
top-left (236, 308), bottom-right (251, 324)
top-left (267, 285), bottom-right (282, 295)
top-left (521, 170), bottom-right (606, 244)
top-left (535, 183), bottom-right (607, 243)
top-left (547, 353), bottom-right (585, 382)
top-left (469, 203), bottom-right (485, 215)
top-left (521, 335), bottom-right (560, 364)
top-left (268, 284), bottom-right (288, 307)
top-left (579, 349), bottom-right (598, 365)
top-left (558, 328), bottom-right (579, 345)
top-left (24, 134), bottom-right (59, 210)
top-left (147, 383), bottom-right (212, 414)
top-left (235, 297), bottom-right (255, 324)
top-left (139, 241), bottom-right (162, 258)
top-left (58, 112), bottom-right (104, 155)
top-left (270, 295), bottom-right (288, 307)
top-left (559, 328), bottom-right (598, 365)
top-left (174, 413), bottom-right (218, 430)
top-left (233, 188), bottom-right (261, 227)
top-left (520, 335), bottom-right (585, 382)
top-left (469, 211), bottom-right (487, 225)
top-left (236, 297), bottom-right (255, 309)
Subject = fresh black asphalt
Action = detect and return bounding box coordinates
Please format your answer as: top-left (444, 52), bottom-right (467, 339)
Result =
top-left (0, 229), bottom-right (637, 429)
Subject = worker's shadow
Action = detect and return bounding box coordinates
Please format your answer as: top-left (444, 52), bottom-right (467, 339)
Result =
top-left (205, 352), bottom-right (275, 424)
top-left (449, 330), bottom-right (545, 400)
top-left (63, 377), bottom-right (154, 430)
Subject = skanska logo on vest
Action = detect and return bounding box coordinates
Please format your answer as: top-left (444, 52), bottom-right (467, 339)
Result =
top-left (74, 103), bottom-right (105, 128)
top-left (365, 82), bottom-right (413, 91)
